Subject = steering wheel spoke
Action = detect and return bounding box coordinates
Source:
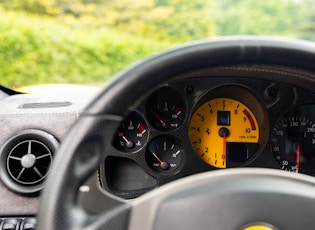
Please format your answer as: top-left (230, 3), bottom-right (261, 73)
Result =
top-left (38, 115), bottom-right (126, 229)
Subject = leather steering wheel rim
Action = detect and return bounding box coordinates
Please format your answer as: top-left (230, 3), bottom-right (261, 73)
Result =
top-left (37, 36), bottom-right (315, 230)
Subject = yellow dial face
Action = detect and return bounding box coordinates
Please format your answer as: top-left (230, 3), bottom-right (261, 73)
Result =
top-left (189, 98), bottom-right (259, 168)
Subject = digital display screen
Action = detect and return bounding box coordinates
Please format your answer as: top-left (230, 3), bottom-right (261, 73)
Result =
top-left (217, 111), bottom-right (230, 126)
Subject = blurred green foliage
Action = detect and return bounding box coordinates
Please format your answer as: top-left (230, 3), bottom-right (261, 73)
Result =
top-left (0, 8), bottom-right (170, 88)
top-left (210, 0), bottom-right (315, 40)
top-left (0, 0), bottom-right (315, 88)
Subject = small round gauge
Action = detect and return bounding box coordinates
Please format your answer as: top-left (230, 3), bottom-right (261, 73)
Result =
top-left (146, 87), bottom-right (186, 131)
top-left (271, 104), bottom-right (315, 175)
top-left (112, 111), bottom-right (149, 152)
top-left (189, 98), bottom-right (260, 168)
top-left (146, 136), bottom-right (183, 173)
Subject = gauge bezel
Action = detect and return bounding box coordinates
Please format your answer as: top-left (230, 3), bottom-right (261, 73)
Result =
top-left (189, 85), bottom-right (269, 168)
top-left (270, 103), bottom-right (315, 175)
top-left (145, 135), bottom-right (185, 175)
top-left (112, 110), bottom-right (150, 153)
top-left (145, 86), bottom-right (188, 132)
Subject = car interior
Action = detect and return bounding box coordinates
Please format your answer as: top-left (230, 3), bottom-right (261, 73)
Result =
top-left (1, 1), bottom-right (315, 230)
top-left (1, 35), bottom-right (315, 229)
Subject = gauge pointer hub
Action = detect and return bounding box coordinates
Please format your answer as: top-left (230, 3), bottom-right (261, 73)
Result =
top-left (160, 162), bottom-right (169, 170)
top-left (219, 127), bottom-right (230, 137)
top-left (150, 149), bottom-right (169, 170)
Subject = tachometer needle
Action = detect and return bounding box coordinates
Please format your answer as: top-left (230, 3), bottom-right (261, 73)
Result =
top-left (296, 144), bottom-right (301, 173)
top-left (222, 133), bottom-right (227, 163)
top-left (218, 127), bottom-right (229, 167)
top-left (150, 149), bottom-right (169, 170)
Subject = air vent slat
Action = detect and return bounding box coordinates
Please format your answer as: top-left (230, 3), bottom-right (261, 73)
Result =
top-left (8, 156), bottom-right (21, 160)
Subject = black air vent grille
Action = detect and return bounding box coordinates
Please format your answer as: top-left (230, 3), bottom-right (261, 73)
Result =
top-left (7, 140), bottom-right (52, 185)
top-left (0, 130), bottom-right (59, 194)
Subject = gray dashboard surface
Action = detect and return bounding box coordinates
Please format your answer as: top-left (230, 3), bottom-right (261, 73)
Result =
top-left (0, 91), bottom-right (97, 215)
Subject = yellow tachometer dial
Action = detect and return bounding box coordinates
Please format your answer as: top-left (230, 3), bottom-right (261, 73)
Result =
top-left (189, 98), bottom-right (259, 168)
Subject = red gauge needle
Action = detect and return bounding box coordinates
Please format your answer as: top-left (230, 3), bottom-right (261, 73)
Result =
top-left (116, 130), bottom-right (134, 148)
top-left (150, 149), bottom-right (169, 170)
top-left (296, 144), bottom-right (301, 173)
top-left (152, 110), bottom-right (169, 129)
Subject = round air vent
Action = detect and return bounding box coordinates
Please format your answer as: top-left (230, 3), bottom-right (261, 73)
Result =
top-left (0, 130), bottom-right (59, 194)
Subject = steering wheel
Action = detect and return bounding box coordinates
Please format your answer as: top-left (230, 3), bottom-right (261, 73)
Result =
top-left (37, 36), bottom-right (315, 230)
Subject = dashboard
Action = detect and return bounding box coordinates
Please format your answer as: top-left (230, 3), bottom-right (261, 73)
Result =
top-left (99, 64), bottom-right (315, 199)
top-left (1, 38), bottom-right (315, 230)
top-left (32, 37), bottom-right (315, 230)
top-left (0, 91), bottom-right (97, 217)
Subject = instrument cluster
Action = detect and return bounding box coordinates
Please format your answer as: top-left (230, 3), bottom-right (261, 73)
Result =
top-left (99, 72), bottom-right (315, 199)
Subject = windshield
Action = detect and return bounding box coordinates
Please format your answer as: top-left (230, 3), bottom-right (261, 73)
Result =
top-left (1, 0), bottom-right (315, 89)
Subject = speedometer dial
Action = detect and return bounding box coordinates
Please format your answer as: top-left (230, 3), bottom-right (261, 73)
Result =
top-left (189, 98), bottom-right (260, 168)
top-left (271, 104), bottom-right (315, 175)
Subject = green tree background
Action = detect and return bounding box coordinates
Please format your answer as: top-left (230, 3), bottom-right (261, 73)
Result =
top-left (1, 0), bottom-right (314, 88)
